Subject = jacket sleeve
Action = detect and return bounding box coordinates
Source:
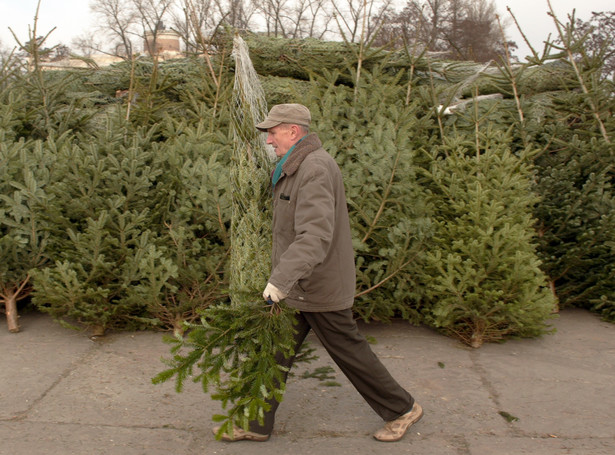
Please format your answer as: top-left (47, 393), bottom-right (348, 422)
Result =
top-left (269, 164), bottom-right (335, 294)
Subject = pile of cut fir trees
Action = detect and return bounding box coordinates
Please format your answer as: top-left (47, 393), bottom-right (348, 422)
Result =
top-left (1, 28), bottom-right (613, 345)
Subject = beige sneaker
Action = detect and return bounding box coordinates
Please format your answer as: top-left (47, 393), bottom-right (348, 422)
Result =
top-left (373, 403), bottom-right (423, 442)
top-left (212, 425), bottom-right (270, 442)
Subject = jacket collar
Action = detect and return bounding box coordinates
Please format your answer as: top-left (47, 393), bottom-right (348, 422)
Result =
top-left (282, 133), bottom-right (322, 177)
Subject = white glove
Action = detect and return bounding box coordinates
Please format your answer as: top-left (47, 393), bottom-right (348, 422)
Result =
top-left (263, 282), bottom-right (288, 303)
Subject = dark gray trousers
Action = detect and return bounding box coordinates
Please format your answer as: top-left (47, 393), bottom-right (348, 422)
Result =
top-left (249, 308), bottom-right (414, 434)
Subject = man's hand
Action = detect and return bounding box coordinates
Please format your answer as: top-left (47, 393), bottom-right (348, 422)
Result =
top-left (263, 282), bottom-right (288, 303)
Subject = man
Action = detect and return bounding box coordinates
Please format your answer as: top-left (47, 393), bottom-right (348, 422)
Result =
top-left (215, 103), bottom-right (422, 442)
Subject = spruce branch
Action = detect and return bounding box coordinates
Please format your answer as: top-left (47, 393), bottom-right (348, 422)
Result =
top-left (354, 0), bottom-right (368, 102)
top-left (401, 37), bottom-right (427, 107)
top-left (547, 0), bottom-right (610, 143)
top-left (125, 55), bottom-right (137, 121)
top-left (473, 87), bottom-right (481, 157)
top-left (506, 6), bottom-right (543, 63)
top-left (354, 254), bottom-right (419, 299)
top-left (361, 138), bottom-right (402, 243)
top-left (153, 302), bottom-right (297, 436)
top-left (427, 57), bottom-right (445, 141)
top-left (496, 14), bottom-right (525, 132)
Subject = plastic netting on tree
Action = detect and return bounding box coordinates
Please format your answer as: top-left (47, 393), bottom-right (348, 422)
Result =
top-left (152, 36), bottom-right (299, 437)
top-left (229, 34), bottom-right (276, 305)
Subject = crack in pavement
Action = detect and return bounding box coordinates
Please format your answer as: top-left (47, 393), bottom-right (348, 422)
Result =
top-left (5, 340), bottom-right (102, 422)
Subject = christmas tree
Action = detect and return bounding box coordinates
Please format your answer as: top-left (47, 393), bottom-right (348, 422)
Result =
top-left (0, 134), bottom-right (50, 332)
top-left (303, 67), bottom-right (433, 322)
top-left (417, 128), bottom-right (556, 347)
top-left (153, 35), bottom-right (298, 439)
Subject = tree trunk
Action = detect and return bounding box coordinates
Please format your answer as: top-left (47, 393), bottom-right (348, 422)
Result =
top-left (549, 280), bottom-right (560, 313)
top-left (4, 294), bottom-right (20, 333)
top-left (89, 324), bottom-right (106, 338)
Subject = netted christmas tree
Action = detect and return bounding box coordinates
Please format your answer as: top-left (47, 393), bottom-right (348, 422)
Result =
top-left (227, 37), bottom-right (276, 303)
top-left (153, 35), bottom-right (298, 439)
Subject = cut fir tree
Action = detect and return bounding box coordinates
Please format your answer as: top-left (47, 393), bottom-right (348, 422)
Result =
top-left (153, 34), bottom-right (298, 439)
top-left (417, 128), bottom-right (557, 347)
top-left (0, 135), bottom-right (50, 332)
top-left (153, 300), bottom-right (297, 435)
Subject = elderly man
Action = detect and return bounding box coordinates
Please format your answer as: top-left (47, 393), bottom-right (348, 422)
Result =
top-left (215, 103), bottom-right (422, 443)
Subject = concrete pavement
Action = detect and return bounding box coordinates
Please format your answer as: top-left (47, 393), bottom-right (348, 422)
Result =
top-left (1, 308), bottom-right (614, 455)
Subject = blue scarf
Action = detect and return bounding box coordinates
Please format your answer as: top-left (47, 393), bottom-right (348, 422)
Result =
top-left (272, 137), bottom-right (305, 188)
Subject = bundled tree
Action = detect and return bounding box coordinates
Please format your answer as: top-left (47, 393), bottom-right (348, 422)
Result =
top-left (153, 35), bottom-right (298, 439)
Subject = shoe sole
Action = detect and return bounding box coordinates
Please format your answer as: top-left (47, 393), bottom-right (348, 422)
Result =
top-left (213, 426), bottom-right (270, 442)
top-left (220, 434), bottom-right (270, 442)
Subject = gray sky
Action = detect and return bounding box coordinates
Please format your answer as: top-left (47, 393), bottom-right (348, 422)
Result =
top-left (0, 0), bottom-right (613, 61)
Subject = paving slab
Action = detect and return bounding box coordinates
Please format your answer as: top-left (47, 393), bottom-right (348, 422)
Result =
top-left (0, 314), bottom-right (95, 421)
top-left (1, 307), bottom-right (614, 455)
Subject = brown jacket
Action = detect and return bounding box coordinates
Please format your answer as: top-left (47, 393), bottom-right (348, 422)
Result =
top-left (269, 133), bottom-right (356, 312)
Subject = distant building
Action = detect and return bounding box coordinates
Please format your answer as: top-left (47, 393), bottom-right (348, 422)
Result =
top-left (144, 29), bottom-right (182, 60)
top-left (38, 26), bottom-right (183, 71)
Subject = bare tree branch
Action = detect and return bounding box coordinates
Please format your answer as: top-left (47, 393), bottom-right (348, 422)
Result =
top-left (89, 0), bottom-right (139, 58)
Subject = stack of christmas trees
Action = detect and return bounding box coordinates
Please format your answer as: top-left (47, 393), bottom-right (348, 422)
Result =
top-left (1, 24), bottom-right (613, 339)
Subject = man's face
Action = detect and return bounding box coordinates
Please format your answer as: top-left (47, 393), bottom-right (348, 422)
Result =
top-left (266, 124), bottom-right (299, 158)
